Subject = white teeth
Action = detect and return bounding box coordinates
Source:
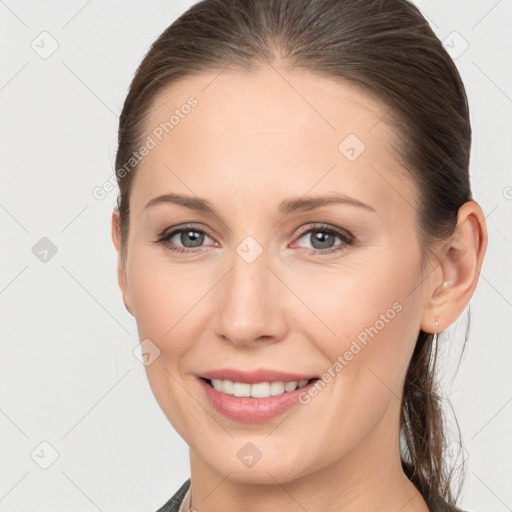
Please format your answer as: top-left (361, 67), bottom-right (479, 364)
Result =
top-left (284, 381), bottom-right (298, 392)
top-left (210, 378), bottom-right (311, 398)
top-left (251, 382), bottom-right (270, 398)
top-left (270, 381), bottom-right (285, 395)
top-left (222, 379), bottom-right (234, 394)
top-left (233, 382), bottom-right (251, 397)
top-left (211, 379), bottom-right (223, 395)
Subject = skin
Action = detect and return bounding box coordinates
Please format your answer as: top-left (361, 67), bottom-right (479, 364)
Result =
top-left (112, 63), bottom-right (487, 512)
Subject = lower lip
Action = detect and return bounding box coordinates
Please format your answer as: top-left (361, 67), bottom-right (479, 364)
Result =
top-left (198, 378), bottom-right (318, 423)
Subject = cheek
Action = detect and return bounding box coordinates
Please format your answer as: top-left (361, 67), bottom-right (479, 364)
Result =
top-left (126, 254), bottom-right (209, 436)
top-left (127, 248), bottom-right (211, 351)
top-left (302, 249), bottom-right (423, 390)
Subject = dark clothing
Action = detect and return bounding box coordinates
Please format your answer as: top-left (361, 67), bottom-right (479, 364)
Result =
top-left (155, 478), bottom-right (190, 512)
top-left (154, 478), bottom-right (467, 512)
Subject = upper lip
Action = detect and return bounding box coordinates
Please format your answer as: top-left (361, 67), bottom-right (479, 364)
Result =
top-left (199, 368), bottom-right (318, 384)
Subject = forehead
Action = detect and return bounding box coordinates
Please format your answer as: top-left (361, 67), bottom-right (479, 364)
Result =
top-left (131, 64), bottom-right (417, 218)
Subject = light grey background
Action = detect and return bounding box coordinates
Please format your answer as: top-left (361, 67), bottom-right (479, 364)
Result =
top-left (0, 1), bottom-right (510, 511)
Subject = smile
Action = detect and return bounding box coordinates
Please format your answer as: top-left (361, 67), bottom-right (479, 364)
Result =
top-left (199, 376), bottom-right (321, 422)
top-left (206, 378), bottom-right (313, 398)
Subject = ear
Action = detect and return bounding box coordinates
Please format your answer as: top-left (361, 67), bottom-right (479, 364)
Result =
top-left (420, 200), bottom-right (488, 333)
top-left (111, 208), bottom-right (134, 316)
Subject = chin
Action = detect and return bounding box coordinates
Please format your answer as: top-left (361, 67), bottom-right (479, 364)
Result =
top-left (198, 443), bottom-right (314, 485)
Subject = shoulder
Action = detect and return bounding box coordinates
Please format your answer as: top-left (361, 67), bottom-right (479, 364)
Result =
top-left (154, 478), bottom-right (191, 512)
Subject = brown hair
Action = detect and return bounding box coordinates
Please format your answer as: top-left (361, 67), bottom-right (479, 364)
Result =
top-left (115, 0), bottom-right (471, 507)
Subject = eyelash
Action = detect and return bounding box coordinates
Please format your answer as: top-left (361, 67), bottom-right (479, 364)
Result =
top-left (155, 223), bottom-right (354, 256)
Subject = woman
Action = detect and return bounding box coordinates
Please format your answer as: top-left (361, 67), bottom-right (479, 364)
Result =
top-left (111, 0), bottom-right (487, 510)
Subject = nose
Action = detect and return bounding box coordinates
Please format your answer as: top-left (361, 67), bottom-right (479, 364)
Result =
top-left (213, 246), bottom-right (288, 348)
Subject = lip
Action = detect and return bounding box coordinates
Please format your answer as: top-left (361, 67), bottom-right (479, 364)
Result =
top-left (198, 375), bottom-right (319, 423)
top-left (199, 368), bottom-right (317, 384)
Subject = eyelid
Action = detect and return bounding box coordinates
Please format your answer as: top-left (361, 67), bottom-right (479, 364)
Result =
top-left (157, 223), bottom-right (216, 241)
top-left (292, 223), bottom-right (354, 244)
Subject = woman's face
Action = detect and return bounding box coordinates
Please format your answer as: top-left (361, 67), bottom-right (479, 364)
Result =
top-left (115, 65), bottom-right (433, 484)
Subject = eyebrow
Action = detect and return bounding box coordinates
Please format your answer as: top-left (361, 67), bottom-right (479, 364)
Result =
top-left (279, 195), bottom-right (376, 215)
top-left (144, 193), bottom-right (376, 217)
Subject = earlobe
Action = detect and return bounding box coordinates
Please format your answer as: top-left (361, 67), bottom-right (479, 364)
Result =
top-left (420, 200), bottom-right (488, 333)
top-left (111, 209), bottom-right (134, 317)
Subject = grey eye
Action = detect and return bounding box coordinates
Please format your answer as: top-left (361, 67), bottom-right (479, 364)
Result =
top-left (167, 229), bottom-right (213, 248)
